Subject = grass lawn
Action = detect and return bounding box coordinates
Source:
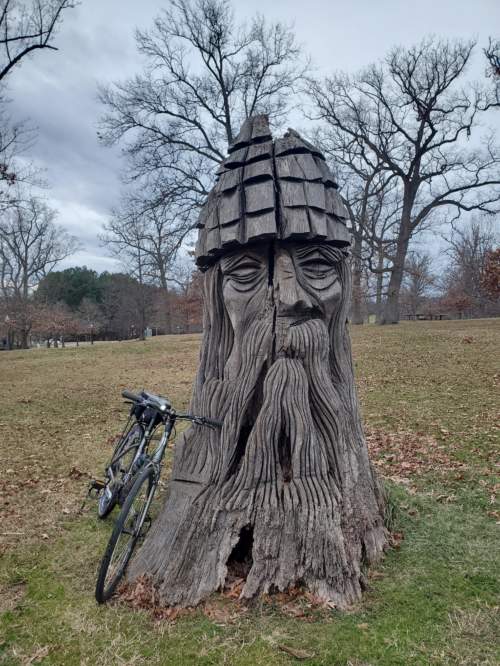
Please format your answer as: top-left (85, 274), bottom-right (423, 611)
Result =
top-left (0, 319), bottom-right (498, 665)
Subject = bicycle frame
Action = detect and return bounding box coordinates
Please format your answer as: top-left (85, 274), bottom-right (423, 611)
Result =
top-left (115, 408), bottom-right (212, 485)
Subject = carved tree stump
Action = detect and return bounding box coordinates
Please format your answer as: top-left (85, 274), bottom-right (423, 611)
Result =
top-left (127, 115), bottom-right (388, 607)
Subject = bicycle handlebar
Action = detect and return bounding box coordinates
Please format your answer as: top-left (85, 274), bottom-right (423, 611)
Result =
top-left (122, 389), bottom-right (142, 403)
top-left (201, 417), bottom-right (223, 428)
top-left (122, 389), bottom-right (223, 428)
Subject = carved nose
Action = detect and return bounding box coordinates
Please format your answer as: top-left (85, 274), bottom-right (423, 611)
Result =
top-left (275, 251), bottom-right (313, 316)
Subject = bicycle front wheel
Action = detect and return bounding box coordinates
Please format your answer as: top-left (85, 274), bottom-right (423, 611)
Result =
top-left (97, 424), bottom-right (143, 519)
top-left (95, 465), bottom-right (156, 604)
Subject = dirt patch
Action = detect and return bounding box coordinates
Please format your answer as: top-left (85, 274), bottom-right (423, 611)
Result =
top-left (0, 581), bottom-right (26, 613)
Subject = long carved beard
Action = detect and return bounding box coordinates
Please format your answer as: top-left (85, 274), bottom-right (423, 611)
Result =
top-left (128, 314), bottom-right (386, 607)
top-left (222, 318), bottom-right (340, 496)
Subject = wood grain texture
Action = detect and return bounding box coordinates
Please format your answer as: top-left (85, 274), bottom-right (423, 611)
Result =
top-left (128, 116), bottom-right (387, 609)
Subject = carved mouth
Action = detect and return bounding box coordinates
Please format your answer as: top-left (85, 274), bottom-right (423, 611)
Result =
top-left (288, 314), bottom-right (322, 327)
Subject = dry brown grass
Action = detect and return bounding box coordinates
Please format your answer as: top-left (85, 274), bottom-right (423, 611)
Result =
top-left (0, 320), bottom-right (498, 666)
top-left (0, 335), bottom-right (200, 552)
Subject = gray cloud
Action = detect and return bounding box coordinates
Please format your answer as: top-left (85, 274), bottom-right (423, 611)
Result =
top-left (4, 0), bottom-right (499, 271)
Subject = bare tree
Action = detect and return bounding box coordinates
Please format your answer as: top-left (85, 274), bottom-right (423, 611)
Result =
top-left (330, 152), bottom-right (400, 323)
top-left (441, 218), bottom-right (497, 317)
top-left (0, 103), bottom-right (39, 211)
top-left (98, 0), bottom-right (309, 238)
top-left (400, 251), bottom-right (435, 318)
top-left (77, 296), bottom-right (104, 344)
top-left (98, 275), bottom-right (153, 341)
top-left (102, 195), bottom-right (188, 289)
top-left (311, 37), bottom-right (500, 324)
top-left (318, 127), bottom-right (403, 324)
top-left (0, 196), bottom-right (77, 346)
top-left (0, 0), bottom-right (76, 82)
top-left (101, 200), bottom-right (178, 334)
top-left (485, 37), bottom-right (500, 103)
top-left (481, 247), bottom-right (500, 300)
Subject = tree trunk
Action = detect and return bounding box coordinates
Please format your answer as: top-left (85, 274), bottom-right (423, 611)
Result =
top-left (19, 329), bottom-right (29, 349)
top-left (351, 232), bottom-right (364, 324)
top-left (375, 249), bottom-right (385, 324)
top-left (127, 117), bottom-right (388, 609)
top-left (128, 261), bottom-right (387, 608)
top-left (380, 206), bottom-right (413, 325)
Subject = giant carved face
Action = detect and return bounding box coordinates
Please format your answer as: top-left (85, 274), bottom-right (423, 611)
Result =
top-left (220, 242), bottom-right (344, 372)
top-left (221, 242), bottom-right (343, 322)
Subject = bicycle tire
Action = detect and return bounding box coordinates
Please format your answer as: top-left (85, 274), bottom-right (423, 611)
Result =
top-left (95, 464), bottom-right (156, 603)
top-left (97, 424), bottom-right (143, 519)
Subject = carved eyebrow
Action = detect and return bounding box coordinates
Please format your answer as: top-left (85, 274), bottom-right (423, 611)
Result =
top-left (295, 245), bottom-right (344, 263)
top-left (221, 252), bottom-right (263, 272)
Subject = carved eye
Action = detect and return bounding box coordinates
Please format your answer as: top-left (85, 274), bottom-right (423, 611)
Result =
top-left (226, 261), bottom-right (262, 283)
top-left (222, 254), bottom-right (266, 293)
top-left (298, 256), bottom-right (337, 280)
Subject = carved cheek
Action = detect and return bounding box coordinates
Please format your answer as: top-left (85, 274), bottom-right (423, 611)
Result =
top-left (300, 273), bottom-right (343, 320)
top-left (222, 272), bottom-right (269, 329)
top-left (320, 278), bottom-right (343, 320)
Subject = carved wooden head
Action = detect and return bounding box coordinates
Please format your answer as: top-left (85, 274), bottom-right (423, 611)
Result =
top-left (193, 114), bottom-right (352, 378)
top-left (179, 116), bottom-right (357, 487)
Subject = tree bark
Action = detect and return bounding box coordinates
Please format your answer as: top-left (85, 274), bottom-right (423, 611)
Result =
top-left (375, 248), bottom-right (385, 324)
top-left (19, 329), bottom-right (29, 349)
top-left (380, 194), bottom-right (413, 325)
top-left (351, 231), bottom-right (364, 324)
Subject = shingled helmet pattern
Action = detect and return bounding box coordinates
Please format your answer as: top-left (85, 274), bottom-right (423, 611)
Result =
top-left (195, 114), bottom-right (351, 269)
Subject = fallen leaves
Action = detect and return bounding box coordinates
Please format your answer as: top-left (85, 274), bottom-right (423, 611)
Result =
top-left (366, 427), bottom-right (465, 482)
top-left (118, 576), bottom-right (188, 622)
top-left (68, 466), bottom-right (89, 480)
top-left (25, 645), bottom-right (50, 664)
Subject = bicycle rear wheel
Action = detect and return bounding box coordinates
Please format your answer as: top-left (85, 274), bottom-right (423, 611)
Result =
top-left (97, 423), bottom-right (143, 519)
top-left (95, 465), bottom-right (156, 603)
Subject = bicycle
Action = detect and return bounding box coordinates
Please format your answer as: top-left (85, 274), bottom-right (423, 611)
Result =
top-left (95, 388), bottom-right (222, 604)
top-left (95, 390), bottom-right (163, 519)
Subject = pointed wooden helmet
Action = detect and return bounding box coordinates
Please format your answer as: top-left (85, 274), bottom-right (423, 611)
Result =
top-left (195, 114), bottom-right (351, 269)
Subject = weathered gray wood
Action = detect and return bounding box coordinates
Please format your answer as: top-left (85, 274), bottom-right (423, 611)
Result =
top-left (304, 181), bottom-right (326, 210)
top-left (246, 140), bottom-right (273, 163)
top-left (282, 206), bottom-right (310, 236)
top-left (243, 160), bottom-right (274, 182)
top-left (225, 146), bottom-right (248, 167)
top-left (218, 167), bottom-right (242, 191)
top-left (218, 189), bottom-right (241, 226)
top-left (307, 208), bottom-right (328, 237)
top-left (128, 115), bottom-right (387, 609)
top-left (281, 180), bottom-right (307, 207)
top-left (245, 180), bottom-right (274, 213)
top-left (246, 211), bottom-right (278, 241)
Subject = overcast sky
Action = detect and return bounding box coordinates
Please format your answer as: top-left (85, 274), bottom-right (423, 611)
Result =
top-left (6, 0), bottom-right (500, 272)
